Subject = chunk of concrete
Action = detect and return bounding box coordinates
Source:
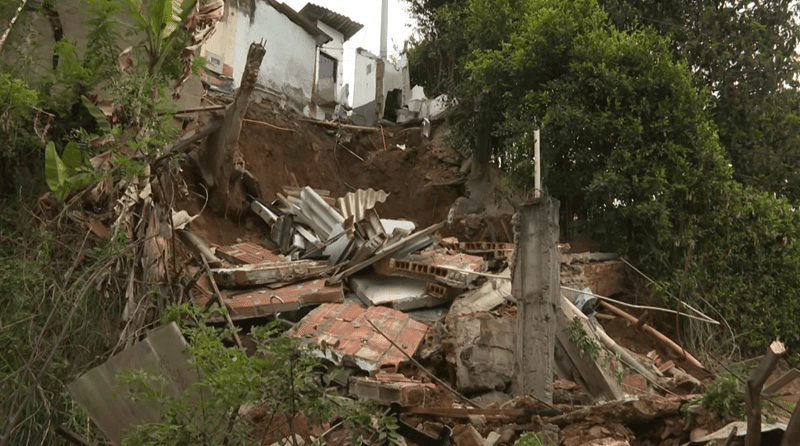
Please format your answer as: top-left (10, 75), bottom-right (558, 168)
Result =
top-left (350, 274), bottom-right (450, 311)
top-left (452, 423), bottom-right (483, 446)
top-left (483, 432), bottom-right (501, 446)
top-left (449, 269), bottom-right (511, 317)
top-left (446, 311), bottom-right (515, 393)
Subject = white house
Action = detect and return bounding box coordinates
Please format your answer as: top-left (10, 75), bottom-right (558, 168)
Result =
top-left (351, 48), bottom-right (410, 126)
top-left (200, 1), bottom-right (361, 113)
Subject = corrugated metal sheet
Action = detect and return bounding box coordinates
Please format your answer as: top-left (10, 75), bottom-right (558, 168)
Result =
top-left (338, 188), bottom-right (390, 223)
top-left (67, 323), bottom-right (196, 446)
top-left (299, 186), bottom-right (345, 241)
top-left (298, 3), bottom-right (364, 42)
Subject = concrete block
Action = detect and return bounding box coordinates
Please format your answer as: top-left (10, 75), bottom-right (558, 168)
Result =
top-left (449, 268), bottom-right (511, 317)
top-left (446, 311), bottom-right (516, 393)
top-left (452, 424), bottom-right (483, 446)
top-left (350, 274), bottom-right (450, 311)
top-left (483, 432), bottom-right (501, 446)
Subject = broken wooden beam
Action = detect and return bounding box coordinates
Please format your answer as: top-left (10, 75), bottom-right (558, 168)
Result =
top-left (746, 339), bottom-right (785, 446)
top-left (546, 396), bottom-right (683, 427)
top-left (599, 300), bottom-right (706, 370)
top-left (199, 41), bottom-right (266, 188)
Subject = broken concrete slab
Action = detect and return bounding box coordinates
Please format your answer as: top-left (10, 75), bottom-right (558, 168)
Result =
top-left (449, 269), bottom-right (511, 317)
top-left (348, 373), bottom-right (433, 406)
top-left (555, 295), bottom-right (625, 401)
top-left (293, 301), bottom-right (428, 372)
top-left (350, 274), bottom-right (451, 311)
top-left (452, 423), bottom-right (484, 446)
top-left (689, 421), bottom-right (788, 444)
top-left (194, 278), bottom-right (343, 321)
top-left (211, 260), bottom-right (329, 287)
top-left (483, 431), bottom-right (501, 446)
top-left (445, 311), bottom-right (516, 393)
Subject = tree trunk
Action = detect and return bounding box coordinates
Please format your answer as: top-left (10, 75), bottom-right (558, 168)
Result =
top-left (745, 339), bottom-right (785, 446)
top-left (198, 41), bottom-right (265, 203)
top-left (0, 0), bottom-right (29, 55)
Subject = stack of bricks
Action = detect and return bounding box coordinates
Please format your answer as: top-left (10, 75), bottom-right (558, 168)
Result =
top-left (293, 301), bottom-right (428, 372)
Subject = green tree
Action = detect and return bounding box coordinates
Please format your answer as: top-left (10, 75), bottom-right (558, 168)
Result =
top-left (409, 0), bottom-right (800, 354)
top-left (599, 0), bottom-right (800, 202)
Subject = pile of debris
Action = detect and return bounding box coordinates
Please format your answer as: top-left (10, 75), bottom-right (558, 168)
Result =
top-left (60, 43), bottom-right (800, 446)
top-left (74, 176), bottom-right (738, 446)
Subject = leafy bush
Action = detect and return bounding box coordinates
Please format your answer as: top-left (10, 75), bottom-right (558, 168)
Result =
top-left (119, 304), bottom-right (392, 446)
top-left (514, 432), bottom-right (558, 446)
top-left (693, 374), bottom-right (744, 420)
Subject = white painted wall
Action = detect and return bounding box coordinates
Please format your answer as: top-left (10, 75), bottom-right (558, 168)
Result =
top-left (352, 49), bottom-right (409, 110)
top-left (316, 22), bottom-right (343, 89)
top-left (352, 48), bottom-right (377, 109)
top-left (232, 2), bottom-right (318, 106)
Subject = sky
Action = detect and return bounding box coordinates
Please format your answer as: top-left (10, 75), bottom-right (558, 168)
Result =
top-left (282, 0), bottom-right (417, 62)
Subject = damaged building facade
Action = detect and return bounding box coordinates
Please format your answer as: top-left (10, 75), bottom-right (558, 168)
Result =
top-left (200, 0), bottom-right (362, 117)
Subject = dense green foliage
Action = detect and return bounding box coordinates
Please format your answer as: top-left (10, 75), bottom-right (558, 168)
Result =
top-left (120, 304), bottom-right (390, 446)
top-left (599, 0), bottom-right (800, 202)
top-left (0, 199), bottom-right (125, 446)
top-left (690, 374), bottom-right (745, 420)
top-left (404, 0), bottom-right (800, 354)
top-left (0, 0), bottom-right (202, 443)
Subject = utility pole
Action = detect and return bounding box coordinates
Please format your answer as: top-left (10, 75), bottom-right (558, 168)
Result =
top-left (375, 0), bottom-right (389, 123)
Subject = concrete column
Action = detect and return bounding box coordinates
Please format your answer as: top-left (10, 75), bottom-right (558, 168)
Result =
top-left (512, 197), bottom-right (560, 402)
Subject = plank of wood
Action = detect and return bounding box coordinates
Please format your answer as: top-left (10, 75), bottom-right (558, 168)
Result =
top-left (400, 406), bottom-right (561, 418)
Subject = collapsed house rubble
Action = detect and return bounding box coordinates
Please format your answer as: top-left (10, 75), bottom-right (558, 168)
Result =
top-left (63, 45), bottom-right (800, 446)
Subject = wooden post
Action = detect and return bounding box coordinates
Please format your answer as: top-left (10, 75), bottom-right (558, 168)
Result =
top-left (534, 130), bottom-right (541, 198)
top-left (375, 58), bottom-right (385, 124)
top-left (512, 197), bottom-right (560, 402)
top-left (745, 339), bottom-right (785, 446)
top-left (199, 42), bottom-right (266, 189)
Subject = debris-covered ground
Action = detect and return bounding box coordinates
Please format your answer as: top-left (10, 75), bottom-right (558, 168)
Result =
top-left (62, 88), bottom-right (800, 446)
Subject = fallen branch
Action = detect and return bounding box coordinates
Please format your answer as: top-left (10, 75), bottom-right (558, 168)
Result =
top-left (199, 254), bottom-right (243, 348)
top-left (599, 300), bottom-right (706, 370)
top-left (545, 396), bottom-right (682, 427)
top-left (745, 339), bottom-right (785, 446)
